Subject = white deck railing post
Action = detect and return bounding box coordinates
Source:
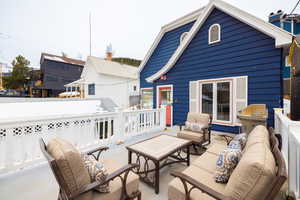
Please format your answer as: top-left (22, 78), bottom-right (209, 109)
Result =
top-left (274, 108), bottom-right (300, 199)
top-left (160, 106), bottom-right (167, 129)
top-left (114, 107), bottom-right (125, 143)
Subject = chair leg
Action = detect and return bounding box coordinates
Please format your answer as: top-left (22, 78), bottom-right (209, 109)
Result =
top-left (137, 192), bottom-right (141, 200)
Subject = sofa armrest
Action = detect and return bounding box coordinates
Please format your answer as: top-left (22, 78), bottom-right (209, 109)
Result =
top-left (72, 163), bottom-right (139, 198)
top-left (86, 146), bottom-right (109, 161)
top-left (170, 171), bottom-right (231, 200)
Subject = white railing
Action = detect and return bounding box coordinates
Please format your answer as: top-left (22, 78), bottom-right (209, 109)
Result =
top-left (274, 108), bottom-right (300, 199)
top-left (0, 108), bottom-right (166, 175)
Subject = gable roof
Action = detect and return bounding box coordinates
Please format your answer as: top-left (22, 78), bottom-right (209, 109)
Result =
top-left (85, 56), bottom-right (138, 79)
top-left (146, 0), bottom-right (293, 83)
top-left (138, 7), bottom-right (205, 73)
top-left (41, 53), bottom-right (85, 66)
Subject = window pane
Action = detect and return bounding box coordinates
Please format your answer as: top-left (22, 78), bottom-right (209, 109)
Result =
top-left (141, 89), bottom-right (153, 109)
top-left (210, 24), bottom-right (220, 43)
top-left (217, 82), bottom-right (230, 121)
top-left (202, 83), bottom-right (213, 115)
top-left (159, 90), bottom-right (171, 106)
top-left (88, 84), bottom-right (95, 95)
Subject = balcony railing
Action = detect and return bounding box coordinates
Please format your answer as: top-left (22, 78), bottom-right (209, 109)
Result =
top-left (274, 108), bottom-right (300, 199)
top-left (0, 108), bottom-right (166, 175)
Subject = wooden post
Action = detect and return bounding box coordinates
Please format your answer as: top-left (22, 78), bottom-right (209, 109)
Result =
top-left (291, 76), bottom-right (300, 120)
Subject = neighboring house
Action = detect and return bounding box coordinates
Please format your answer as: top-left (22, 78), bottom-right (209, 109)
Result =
top-left (139, 0), bottom-right (293, 133)
top-left (268, 11), bottom-right (300, 96)
top-left (72, 55), bottom-right (139, 108)
top-left (32, 53), bottom-right (84, 97)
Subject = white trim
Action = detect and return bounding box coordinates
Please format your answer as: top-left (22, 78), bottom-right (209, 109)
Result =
top-left (233, 76), bottom-right (248, 126)
top-left (146, 0), bottom-right (293, 83)
top-left (189, 81), bottom-right (199, 112)
top-left (140, 87), bottom-right (153, 90)
top-left (180, 32), bottom-right (189, 44)
top-left (138, 8), bottom-right (205, 73)
top-left (208, 23), bottom-right (221, 44)
top-left (156, 84), bottom-right (173, 126)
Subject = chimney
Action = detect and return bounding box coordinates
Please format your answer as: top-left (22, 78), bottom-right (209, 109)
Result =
top-left (268, 10), bottom-right (284, 28)
top-left (105, 44), bottom-right (113, 61)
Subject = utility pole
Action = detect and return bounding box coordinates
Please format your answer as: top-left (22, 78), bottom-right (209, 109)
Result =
top-left (0, 63), bottom-right (3, 90)
top-left (89, 12), bottom-right (92, 56)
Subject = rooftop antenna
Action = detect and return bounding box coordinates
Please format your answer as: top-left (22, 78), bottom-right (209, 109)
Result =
top-left (89, 12), bottom-right (92, 56)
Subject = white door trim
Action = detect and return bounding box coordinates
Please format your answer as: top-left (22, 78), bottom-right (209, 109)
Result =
top-left (156, 84), bottom-right (173, 126)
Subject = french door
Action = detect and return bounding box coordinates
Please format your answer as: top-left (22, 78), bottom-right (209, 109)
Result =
top-left (199, 80), bottom-right (233, 124)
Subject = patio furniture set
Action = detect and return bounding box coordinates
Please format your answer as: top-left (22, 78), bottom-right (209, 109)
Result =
top-left (40, 112), bottom-right (286, 200)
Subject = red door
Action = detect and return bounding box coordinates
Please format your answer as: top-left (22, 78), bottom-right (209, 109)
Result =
top-left (158, 86), bottom-right (172, 126)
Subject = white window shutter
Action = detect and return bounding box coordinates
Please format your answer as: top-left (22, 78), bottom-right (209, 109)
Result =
top-left (234, 76), bottom-right (248, 124)
top-left (189, 81), bottom-right (198, 113)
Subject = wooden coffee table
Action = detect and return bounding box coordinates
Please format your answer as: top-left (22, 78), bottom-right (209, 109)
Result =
top-left (126, 134), bottom-right (192, 194)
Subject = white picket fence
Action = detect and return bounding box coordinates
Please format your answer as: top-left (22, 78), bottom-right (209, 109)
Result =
top-left (0, 108), bottom-right (166, 175)
top-left (274, 108), bottom-right (300, 199)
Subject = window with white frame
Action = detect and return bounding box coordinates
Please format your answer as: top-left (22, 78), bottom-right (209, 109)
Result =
top-left (180, 32), bottom-right (189, 44)
top-left (189, 76), bottom-right (248, 125)
top-left (208, 24), bottom-right (221, 44)
top-left (88, 83), bottom-right (95, 95)
top-left (140, 88), bottom-right (153, 109)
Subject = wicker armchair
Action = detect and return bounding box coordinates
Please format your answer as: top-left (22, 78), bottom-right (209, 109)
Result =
top-left (39, 138), bottom-right (141, 200)
top-left (177, 112), bottom-right (212, 155)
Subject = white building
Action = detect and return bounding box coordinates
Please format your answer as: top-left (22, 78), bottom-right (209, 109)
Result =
top-left (67, 56), bottom-right (139, 108)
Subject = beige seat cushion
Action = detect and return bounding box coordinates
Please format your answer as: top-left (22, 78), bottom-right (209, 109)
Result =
top-left (206, 142), bottom-right (227, 156)
top-left (225, 142), bottom-right (276, 200)
top-left (92, 160), bottom-right (139, 200)
top-left (244, 125), bottom-right (270, 151)
top-left (47, 138), bottom-right (92, 200)
top-left (177, 130), bottom-right (204, 143)
top-left (192, 152), bottom-right (218, 173)
top-left (169, 166), bottom-right (225, 200)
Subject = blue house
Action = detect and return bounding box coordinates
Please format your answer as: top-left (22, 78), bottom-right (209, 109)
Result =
top-left (268, 11), bottom-right (300, 96)
top-left (139, 0), bottom-right (293, 133)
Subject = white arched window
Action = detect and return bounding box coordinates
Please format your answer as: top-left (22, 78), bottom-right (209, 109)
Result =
top-left (180, 32), bottom-right (189, 44)
top-left (208, 24), bottom-right (221, 44)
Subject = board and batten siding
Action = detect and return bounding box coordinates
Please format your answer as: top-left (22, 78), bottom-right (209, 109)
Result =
top-left (152, 8), bottom-right (283, 133)
top-left (140, 21), bottom-right (195, 88)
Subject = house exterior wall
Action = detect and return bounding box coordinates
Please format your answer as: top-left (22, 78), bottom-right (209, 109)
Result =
top-left (141, 8), bottom-right (283, 133)
top-left (140, 21), bottom-right (195, 89)
top-left (40, 59), bottom-right (83, 96)
top-left (82, 65), bottom-right (139, 108)
top-left (269, 12), bottom-right (300, 89)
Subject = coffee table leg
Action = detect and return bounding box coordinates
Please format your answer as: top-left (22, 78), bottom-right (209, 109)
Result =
top-left (187, 146), bottom-right (190, 166)
top-left (155, 161), bottom-right (160, 194)
top-left (128, 150), bottom-right (132, 164)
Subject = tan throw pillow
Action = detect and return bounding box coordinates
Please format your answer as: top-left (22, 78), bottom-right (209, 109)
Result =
top-left (47, 138), bottom-right (92, 200)
top-left (215, 142), bottom-right (242, 183)
top-left (81, 153), bottom-right (110, 193)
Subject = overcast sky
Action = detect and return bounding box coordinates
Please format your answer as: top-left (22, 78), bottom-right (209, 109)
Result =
top-left (0, 0), bottom-right (298, 69)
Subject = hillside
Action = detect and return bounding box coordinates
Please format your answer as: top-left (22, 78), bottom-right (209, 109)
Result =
top-left (112, 57), bottom-right (141, 67)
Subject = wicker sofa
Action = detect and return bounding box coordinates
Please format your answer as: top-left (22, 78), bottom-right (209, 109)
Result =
top-left (168, 125), bottom-right (287, 200)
